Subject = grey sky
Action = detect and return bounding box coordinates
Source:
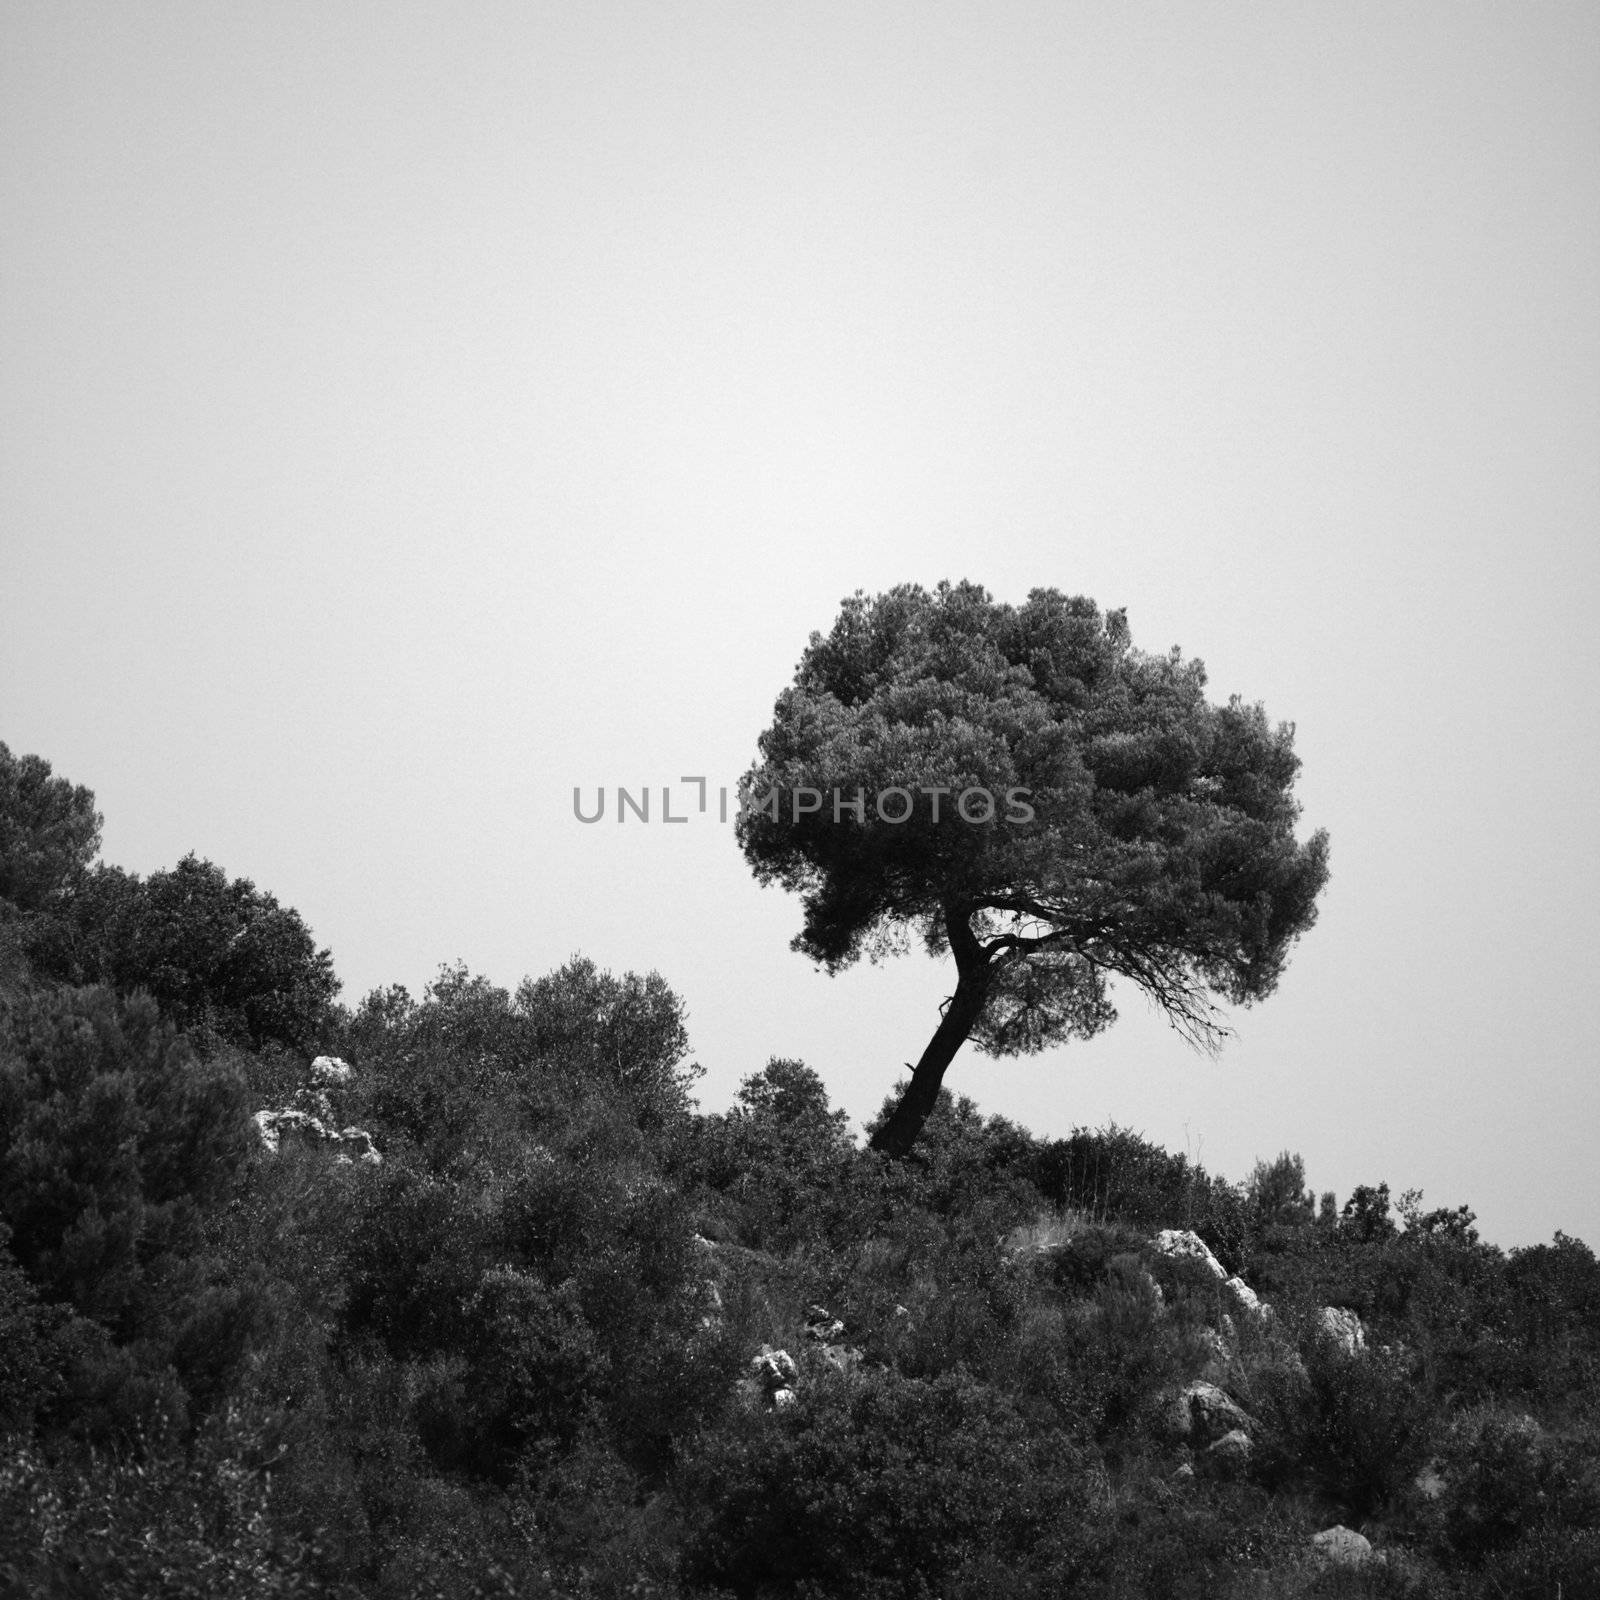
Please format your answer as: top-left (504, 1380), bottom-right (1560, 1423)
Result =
top-left (4, 2), bottom-right (1597, 1246)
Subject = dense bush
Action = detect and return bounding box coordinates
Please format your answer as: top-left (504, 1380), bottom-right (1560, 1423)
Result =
top-left (680, 1368), bottom-right (1096, 1599)
top-left (1034, 1122), bottom-right (1251, 1272)
top-left (6, 740), bottom-right (1600, 1597)
top-left (0, 985), bottom-right (261, 1446)
top-left (31, 856), bottom-right (341, 1053)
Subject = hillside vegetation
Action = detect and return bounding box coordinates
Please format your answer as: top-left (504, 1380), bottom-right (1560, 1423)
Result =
top-left (3, 741), bottom-right (1598, 1599)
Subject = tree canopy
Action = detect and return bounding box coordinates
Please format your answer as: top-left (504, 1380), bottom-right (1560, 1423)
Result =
top-left (0, 741), bottom-right (101, 914)
top-left (38, 854), bottom-right (340, 1053)
top-left (738, 581), bottom-right (1331, 1156)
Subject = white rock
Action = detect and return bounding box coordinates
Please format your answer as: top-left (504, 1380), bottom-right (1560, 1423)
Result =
top-left (771, 1387), bottom-right (797, 1409)
top-left (337, 1126), bottom-right (382, 1165)
top-left (311, 1055), bottom-right (354, 1085)
top-left (1152, 1229), bottom-right (1226, 1281)
top-left (1206, 1429), bottom-right (1253, 1467)
top-left (805, 1305), bottom-right (846, 1341)
top-left (253, 1108), bottom-right (380, 1166)
top-left (1225, 1276), bottom-right (1268, 1320)
top-left (1319, 1306), bottom-right (1367, 1356)
top-left (751, 1346), bottom-right (798, 1393)
top-left (1172, 1381), bottom-right (1253, 1442)
top-left (1313, 1525), bottom-right (1374, 1568)
top-left (256, 1107), bottom-right (329, 1152)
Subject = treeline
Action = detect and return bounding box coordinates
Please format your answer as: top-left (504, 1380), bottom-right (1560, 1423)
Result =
top-left (3, 741), bottom-right (1600, 1599)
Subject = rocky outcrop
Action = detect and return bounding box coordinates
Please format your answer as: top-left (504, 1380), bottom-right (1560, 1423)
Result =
top-left (1313, 1525), bottom-right (1375, 1568)
top-left (253, 1055), bottom-right (380, 1166)
top-left (1224, 1275), bottom-right (1268, 1321)
top-left (1152, 1229), bottom-right (1227, 1280)
top-left (1171, 1381), bottom-right (1254, 1444)
top-left (805, 1304), bottom-right (863, 1376)
top-left (1206, 1429), bottom-right (1253, 1470)
top-left (750, 1346), bottom-right (799, 1409)
top-left (254, 1108), bottom-right (382, 1166)
top-left (310, 1054), bottom-right (354, 1086)
top-left (1319, 1306), bottom-right (1366, 1356)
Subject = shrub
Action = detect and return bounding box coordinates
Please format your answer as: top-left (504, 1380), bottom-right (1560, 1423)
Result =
top-left (1035, 1124), bottom-right (1249, 1272)
top-left (0, 1405), bottom-right (321, 1600)
top-left (1436, 1410), bottom-right (1600, 1565)
top-left (1251, 1316), bottom-right (1435, 1515)
top-left (679, 1367), bottom-right (1094, 1599)
top-left (675, 1058), bottom-right (864, 1251)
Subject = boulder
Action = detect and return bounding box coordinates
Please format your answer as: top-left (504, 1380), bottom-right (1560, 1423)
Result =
top-left (334, 1126), bottom-right (382, 1166)
top-left (1225, 1276), bottom-right (1268, 1321)
top-left (253, 1107), bottom-right (323, 1155)
top-left (1313, 1525), bottom-right (1374, 1568)
top-left (254, 1108), bottom-right (381, 1165)
top-left (1172, 1381), bottom-right (1254, 1443)
top-left (1319, 1306), bottom-right (1367, 1356)
top-left (805, 1304), bottom-right (846, 1342)
top-left (1152, 1229), bottom-right (1227, 1281)
top-left (750, 1346), bottom-right (798, 1402)
top-left (1206, 1429), bottom-right (1253, 1469)
top-left (310, 1055), bottom-right (354, 1086)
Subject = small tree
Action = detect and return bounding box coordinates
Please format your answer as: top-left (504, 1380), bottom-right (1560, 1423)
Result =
top-left (738, 582), bottom-right (1330, 1156)
top-left (1248, 1150), bottom-right (1316, 1229)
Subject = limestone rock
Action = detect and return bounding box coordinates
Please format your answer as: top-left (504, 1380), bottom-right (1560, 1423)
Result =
top-left (1206, 1429), bottom-right (1253, 1468)
top-left (253, 1107), bottom-right (323, 1155)
top-left (310, 1055), bottom-right (354, 1086)
top-left (1319, 1306), bottom-right (1367, 1356)
top-left (254, 1108), bottom-right (381, 1166)
top-left (1313, 1525), bottom-right (1374, 1568)
top-left (1152, 1229), bottom-right (1227, 1281)
top-left (1225, 1276), bottom-right (1268, 1320)
top-left (337, 1126), bottom-right (382, 1165)
top-left (751, 1346), bottom-right (798, 1402)
top-left (805, 1305), bottom-right (846, 1342)
top-left (1172, 1381), bottom-right (1254, 1443)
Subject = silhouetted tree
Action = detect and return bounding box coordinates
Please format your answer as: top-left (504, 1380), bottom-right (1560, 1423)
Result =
top-left (739, 582), bottom-right (1330, 1155)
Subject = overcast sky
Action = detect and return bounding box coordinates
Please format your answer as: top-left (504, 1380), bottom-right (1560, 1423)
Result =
top-left (4, 2), bottom-right (1597, 1248)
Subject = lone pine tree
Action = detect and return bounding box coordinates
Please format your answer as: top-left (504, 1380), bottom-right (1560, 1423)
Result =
top-left (738, 581), bottom-right (1330, 1158)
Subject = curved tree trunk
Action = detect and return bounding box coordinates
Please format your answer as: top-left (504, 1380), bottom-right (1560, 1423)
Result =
top-left (868, 904), bottom-right (992, 1158)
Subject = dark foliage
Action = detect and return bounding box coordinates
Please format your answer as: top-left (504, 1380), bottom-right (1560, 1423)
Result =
top-left (737, 582), bottom-right (1329, 1154)
top-left (6, 740), bottom-right (1600, 1599)
top-left (30, 855), bottom-right (341, 1053)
